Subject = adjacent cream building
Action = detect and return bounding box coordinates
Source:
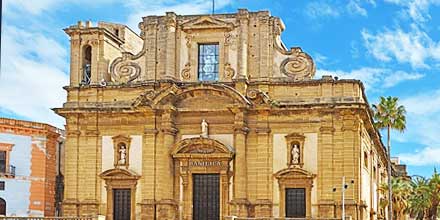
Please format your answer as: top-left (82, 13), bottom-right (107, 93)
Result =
top-left (54, 9), bottom-right (389, 220)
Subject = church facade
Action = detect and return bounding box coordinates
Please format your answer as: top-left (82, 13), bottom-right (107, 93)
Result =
top-left (55, 9), bottom-right (389, 220)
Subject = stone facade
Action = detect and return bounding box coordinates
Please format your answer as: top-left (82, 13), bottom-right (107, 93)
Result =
top-left (55, 9), bottom-right (389, 220)
top-left (0, 118), bottom-right (64, 216)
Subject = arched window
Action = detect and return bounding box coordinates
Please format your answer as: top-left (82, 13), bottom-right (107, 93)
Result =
top-left (0, 198), bottom-right (6, 216)
top-left (82, 45), bottom-right (92, 85)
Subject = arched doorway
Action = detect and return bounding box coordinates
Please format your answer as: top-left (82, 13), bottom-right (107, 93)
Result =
top-left (171, 137), bottom-right (234, 220)
top-left (0, 198), bottom-right (6, 216)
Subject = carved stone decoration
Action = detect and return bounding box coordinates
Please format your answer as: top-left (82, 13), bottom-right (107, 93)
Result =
top-left (180, 16), bottom-right (235, 32)
top-left (224, 63), bottom-right (235, 79)
top-left (224, 33), bottom-right (233, 46)
top-left (201, 119), bottom-right (209, 138)
top-left (181, 62), bottom-right (191, 79)
top-left (246, 89), bottom-right (278, 106)
top-left (112, 134), bottom-right (132, 168)
top-left (110, 53), bottom-right (141, 83)
top-left (285, 133), bottom-right (306, 168)
top-left (280, 47), bottom-right (315, 80)
top-left (185, 34), bottom-right (194, 48)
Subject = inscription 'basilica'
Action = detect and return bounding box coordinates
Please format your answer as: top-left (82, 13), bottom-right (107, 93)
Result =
top-left (55, 9), bottom-right (389, 220)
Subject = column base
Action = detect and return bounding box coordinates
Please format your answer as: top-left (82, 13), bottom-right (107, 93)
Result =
top-left (230, 198), bottom-right (250, 217)
top-left (79, 199), bottom-right (99, 216)
top-left (140, 199), bottom-right (156, 220)
top-left (254, 199), bottom-right (272, 217)
top-left (156, 199), bottom-right (178, 220)
top-left (62, 198), bottom-right (79, 216)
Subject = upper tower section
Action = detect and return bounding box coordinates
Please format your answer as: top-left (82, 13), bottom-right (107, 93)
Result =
top-left (64, 21), bottom-right (142, 86)
top-left (64, 9), bottom-right (315, 87)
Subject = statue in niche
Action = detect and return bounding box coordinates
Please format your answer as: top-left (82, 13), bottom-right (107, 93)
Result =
top-left (291, 144), bottom-right (300, 164)
top-left (201, 119), bottom-right (209, 138)
top-left (118, 143), bottom-right (127, 165)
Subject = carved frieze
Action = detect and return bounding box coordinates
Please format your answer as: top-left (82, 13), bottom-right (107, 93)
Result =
top-left (110, 53), bottom-right (141, 83)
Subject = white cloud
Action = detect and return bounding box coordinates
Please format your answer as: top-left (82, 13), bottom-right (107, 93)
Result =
top-left (399, 146), bottom-right (440, 166)
top-left (395, 89), bottom-right (440, 166)
top-left (401, 89), bottom-right (440, 115)
top-left (382, 71), bottom-right (424, 88)
top-left (305, 2), bottom-right (341, 19)
top-left (315, 68), bottom-right (423, 90)
top-left (361, 26), bottom-right (440, 68)
top-left (347, 0), bottom-right (368, 16)
top-left (384, 0), bottom-right (440, 24)
top-left (0, 25), bottom-right (68, 128)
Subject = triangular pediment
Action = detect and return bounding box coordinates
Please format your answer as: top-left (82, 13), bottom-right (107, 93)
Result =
top-left (171, 137), bottom-right (234, 158)
top-left (99, 168), bottom-right (140, 180)
top-left (181, 16), bottom-right (235, 31)
top-left (275, 167), bottom-right (315, 180)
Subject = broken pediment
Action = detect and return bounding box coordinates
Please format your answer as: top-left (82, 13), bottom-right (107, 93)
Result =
top-left (171, 137), bottom-right (234, 158)
top-left (181, 16), bottom-right (235, 32)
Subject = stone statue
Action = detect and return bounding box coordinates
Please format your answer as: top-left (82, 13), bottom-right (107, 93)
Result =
top-left (118, 145), bottom-right (127, 165)
top-left (201, 119), bottom-right (209, 138)
top-left (291, 144), bottom-right (300, 164)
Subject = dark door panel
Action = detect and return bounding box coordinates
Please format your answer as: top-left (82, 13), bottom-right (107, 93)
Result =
top-left (193, 174), bottom-right (220, 220)
top-left (113, 189), bottom-right (131, 220)
top-left (285, 188), bottom-right (306, 218)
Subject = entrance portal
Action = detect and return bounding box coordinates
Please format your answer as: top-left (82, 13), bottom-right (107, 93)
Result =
top-left (285, 188), bottom-right (306, 218)
top-left (113, 189), bottom-right (131, 220)
top-left (193, 174), bottom-right (220, 220)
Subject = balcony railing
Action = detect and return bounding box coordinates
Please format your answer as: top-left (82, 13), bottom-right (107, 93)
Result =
top-left (0, 165), bottom-right (16, 177)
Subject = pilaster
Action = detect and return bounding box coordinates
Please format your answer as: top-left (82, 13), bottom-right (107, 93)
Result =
top-left (231, 108), bottom-right (250, 217)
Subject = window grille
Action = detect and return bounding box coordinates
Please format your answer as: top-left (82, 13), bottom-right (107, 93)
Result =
top-left (198, 44), bottom-right (219, 81)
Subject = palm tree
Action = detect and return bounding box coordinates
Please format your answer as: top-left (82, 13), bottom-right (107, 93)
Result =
top-left (379, 177), bottom-right (411, 220)
top-left (372, 96), bottom-right (406, 220)
top-left (408, 176), bottom-right (430, 220)
top-left (426, 170), bottom-right (440, 220)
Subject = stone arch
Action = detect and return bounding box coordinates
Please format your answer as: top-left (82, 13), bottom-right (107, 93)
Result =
top-left (132, 84), bottom-right (251, 109)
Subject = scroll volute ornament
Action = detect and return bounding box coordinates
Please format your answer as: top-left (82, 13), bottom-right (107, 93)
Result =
top-left (110, 52), bottom-right (141, 83)
top-left (280, 48), bottom-right (316, 80)
top-left (285, 133), bottom-right (306, 168)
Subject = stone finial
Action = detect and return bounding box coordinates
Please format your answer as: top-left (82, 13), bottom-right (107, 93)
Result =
top-left (77, 21), bottom-right (84, 28)
top-left (86, 21), bottom-right (92, 28)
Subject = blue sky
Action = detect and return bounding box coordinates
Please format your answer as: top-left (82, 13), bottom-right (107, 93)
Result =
top-left (1, 0), bottom-right (440, 177)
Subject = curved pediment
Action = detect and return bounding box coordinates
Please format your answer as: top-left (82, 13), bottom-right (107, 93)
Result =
top-left (181, 16), bottom-right (235, 32)
top-left (274, 167), bottom-right (315, 180)
top-left (132, 83), bottom-right (251, 109)
top-left (99, 168), bottom-right (140, 180)
top-left (171, 137), bottom-right (234, 159)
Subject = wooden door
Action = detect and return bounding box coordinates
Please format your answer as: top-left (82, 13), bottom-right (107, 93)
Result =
top-left (285, 188), bottom-right (306, 218)
top-left (113, 189), bottom-right (131, 220)
top-left (192, 174), bottom-right (220, 220)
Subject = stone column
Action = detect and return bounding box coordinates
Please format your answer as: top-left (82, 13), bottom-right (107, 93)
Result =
top-left (165, 12), bottom-right (177, 80)
top-left (141, 121), bottom-right (158, 220)
top-left (63, 128), bottom-right (80, 216)
top-left (254, 110), bottom-right (272, 217)
top-left (237, 9), bottom-right (249, 79)
top-left (231, 109), bottom-right (250, 217)
top-left (156, 108), bottom-right (178, 220)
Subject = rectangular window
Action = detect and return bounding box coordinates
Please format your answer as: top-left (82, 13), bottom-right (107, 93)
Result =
top-left (0, 151), bottom-right (5, 173)
top-left (0, 181), bottom-right (4, 190)
top-left (198, 44), bottom-right (219, 81)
